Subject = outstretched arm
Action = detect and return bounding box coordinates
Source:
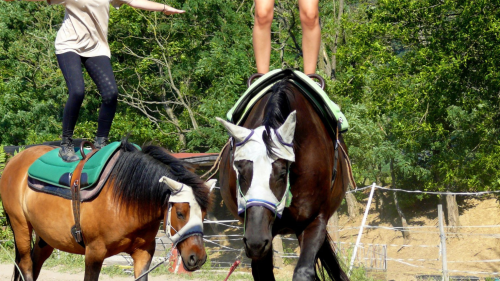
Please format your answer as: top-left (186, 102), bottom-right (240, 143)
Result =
top-left (127, 0), bottom-right (185, 15)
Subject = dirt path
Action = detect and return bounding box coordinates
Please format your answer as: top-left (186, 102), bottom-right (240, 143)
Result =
top-left (338, 197), bottom-right (500, 280)
top-left (0, 264), bottom-right (223, 281)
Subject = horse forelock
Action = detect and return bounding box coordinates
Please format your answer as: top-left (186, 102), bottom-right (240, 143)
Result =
top-left (262, 80), bottom-right (294, 158)
top-left (108, 140), bottom-right (212, 221)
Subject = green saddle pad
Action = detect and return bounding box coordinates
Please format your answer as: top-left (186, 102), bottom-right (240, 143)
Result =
top-left (227, 69), bottom-right (349, 132)
top-left (27, 141), bottom-right (122, 190)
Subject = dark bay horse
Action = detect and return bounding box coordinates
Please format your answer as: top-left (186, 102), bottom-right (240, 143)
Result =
top-left (217, 80), bottom-right (350, 281)
top-left (0, 140), bottom-right (212, 281)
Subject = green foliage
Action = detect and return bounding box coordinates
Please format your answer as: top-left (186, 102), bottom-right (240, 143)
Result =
top-left (0, 146), bottom-right (5, 176)
top-left (99, 265), bottom-right (131, 277)
top-left (0, 0), bottom-right (499, 199)
top-left (282, 245), bottom-right (297, 266)
top-left (43, 251), bottom-right (86, 272)
top-left (0, 211), bottom-right (13, 245)
top-left (327, 0), bottom-right (500, 197)
top-left (0, 2), bottom-right (67, 146)
top-left (201, 252), bottom-right (212, 270)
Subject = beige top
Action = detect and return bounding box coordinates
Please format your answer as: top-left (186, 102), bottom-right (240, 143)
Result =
top-left (48, 0), bottom-right (133, 58)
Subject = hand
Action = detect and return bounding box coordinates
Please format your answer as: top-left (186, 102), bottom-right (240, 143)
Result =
top-left (162, 4), bottom-right (185, 15)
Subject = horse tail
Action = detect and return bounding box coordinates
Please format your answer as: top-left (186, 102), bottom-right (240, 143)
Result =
top-left (315, 233), bottom-right (349, 281)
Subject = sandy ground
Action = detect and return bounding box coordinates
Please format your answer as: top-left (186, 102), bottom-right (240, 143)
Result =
top-left (337, 197), bottom-right (500, 280)
top-left (0, 264), bottom-right (188, 281)
top-left (2, 198), bottom-right (499, 280)
top-left (0, 264), bottom-right (256, 281)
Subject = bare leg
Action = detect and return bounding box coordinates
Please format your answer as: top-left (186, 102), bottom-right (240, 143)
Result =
top-left (131, 241), bottom-right (156, 281)
top-left (298, 0), bottom-right (320, 75)
top-left (253, 0), bottom-right (275, 74)
top-left (32, 236), bottom-right (54, 280)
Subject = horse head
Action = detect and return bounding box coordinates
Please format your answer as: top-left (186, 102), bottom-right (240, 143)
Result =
top-left (159, 177), bottom-right (216, 270)
top-left (217, 112), bottom-right (296, 259)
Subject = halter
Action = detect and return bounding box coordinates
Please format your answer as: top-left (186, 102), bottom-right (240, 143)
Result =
top-left (159, 176), bottom-right (204, 246)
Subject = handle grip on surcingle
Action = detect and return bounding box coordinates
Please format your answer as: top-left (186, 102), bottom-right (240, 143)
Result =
top-left (247, 73), bottom-right (264, 88)
top-left (79, 141), bottom-right (96, 158)
top-left (307, 74), bottom-right (325, 90)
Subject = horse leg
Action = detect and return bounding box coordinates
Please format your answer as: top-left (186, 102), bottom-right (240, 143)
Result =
top-left (131, 240), bottom-right (156, 281)
top-left (251, 241), bottom-right (275, 281)
top-left (8, 215), bottom-right (34, 281)
top-left (83, 246), bottom-right (106, 281)
top-left (293, 217), bottom-right (327, 281)
top-left (31, 236), bottom-right (54, 280)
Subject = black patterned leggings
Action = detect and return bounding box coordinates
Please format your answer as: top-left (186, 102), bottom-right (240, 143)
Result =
top-left (56, 52), bottom-right (118, 138)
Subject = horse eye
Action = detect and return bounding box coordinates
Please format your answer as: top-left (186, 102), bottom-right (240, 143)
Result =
top-left (176, 211), bottom-right (184, 219)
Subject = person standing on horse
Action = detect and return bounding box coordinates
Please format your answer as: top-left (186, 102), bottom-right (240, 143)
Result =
top-left (3, 0), bottom-right (184, 162)
top-left (253, 0), bottom-right (320, 74)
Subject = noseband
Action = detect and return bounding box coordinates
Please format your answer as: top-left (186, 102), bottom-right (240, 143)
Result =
top-left (159, 178), bottom-right (204, 246)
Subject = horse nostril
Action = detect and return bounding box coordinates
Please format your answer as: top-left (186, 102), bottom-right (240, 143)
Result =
top-left (189, 254), bottom-right (197, 266)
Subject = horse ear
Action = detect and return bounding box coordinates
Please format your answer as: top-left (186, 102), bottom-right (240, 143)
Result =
top-left (206, 179), bottom-right (217, 192)
top-left (216, 117), bottom-right (252, 143)
top-left (159, 176), bottom-right (183, 192)
top-left (277, 111), bottom-right (297, 145)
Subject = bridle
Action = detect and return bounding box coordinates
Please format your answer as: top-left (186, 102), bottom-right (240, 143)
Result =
top-left (159, 176), bottom-right (204, 246)
top-left (229, 127), bottom-right (293, 219)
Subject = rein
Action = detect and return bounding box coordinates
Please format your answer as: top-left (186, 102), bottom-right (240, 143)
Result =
top-left (200, 140), bottom-right (230, 180)
top-left (133, 246), bottom-right (175, 281)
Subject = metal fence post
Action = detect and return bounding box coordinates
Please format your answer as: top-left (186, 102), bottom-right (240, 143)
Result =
top-left (272, 235), bottom-right (284, 269)
top-left (348, 183), bottom-right (376, 276)
top-left (438, 204), bottom-right (449, 281)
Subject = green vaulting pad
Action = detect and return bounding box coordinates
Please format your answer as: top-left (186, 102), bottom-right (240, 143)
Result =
top-left (227, 69), bottom-right (349, 132)
top-left (28, 141), bottom-right (122, 190)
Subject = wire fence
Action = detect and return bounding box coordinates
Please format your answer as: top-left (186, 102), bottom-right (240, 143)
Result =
top-left (2, 184), bottom-right (500, 280)
top-left (340, 184), bottom-right (500, 280)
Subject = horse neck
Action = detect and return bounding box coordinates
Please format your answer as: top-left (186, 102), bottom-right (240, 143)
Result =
top-left (241, 85), bottom-right (329, 145)
top-left (288, 89), bottom-right (328, 144)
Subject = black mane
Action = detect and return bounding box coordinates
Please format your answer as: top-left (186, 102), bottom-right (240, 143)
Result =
top-left (262, 80), bottom-right (294, 157)
top-left (108, 139), bottom-right (211, 220)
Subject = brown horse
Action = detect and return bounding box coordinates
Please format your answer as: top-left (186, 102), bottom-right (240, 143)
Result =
top-left (217, 79), bottom-right (350, 281)
top-left (0, 140), bottom-right (212, 281)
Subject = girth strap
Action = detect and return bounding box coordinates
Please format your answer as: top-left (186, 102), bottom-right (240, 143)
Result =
top-left (70, 144), bottom-right (99, 247)
top-left (332, 121), bottom-right (341, 188)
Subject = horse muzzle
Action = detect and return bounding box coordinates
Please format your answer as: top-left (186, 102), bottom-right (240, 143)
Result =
top-left (182, 252), bottom-right (207, 271)
top-left (242, 206), bottom-right (274, 260)
top-left (178, 235), bottom-right (207, 271)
